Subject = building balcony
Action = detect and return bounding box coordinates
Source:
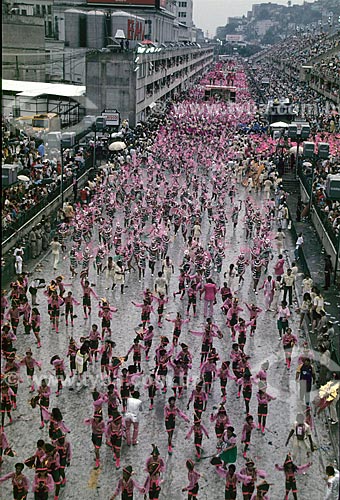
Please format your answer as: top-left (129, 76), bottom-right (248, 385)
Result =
top-left (137, 53), bottom-right (213, 113)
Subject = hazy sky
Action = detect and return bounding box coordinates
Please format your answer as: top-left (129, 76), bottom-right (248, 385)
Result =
top-left (193, 0), bottom-right (306, 36)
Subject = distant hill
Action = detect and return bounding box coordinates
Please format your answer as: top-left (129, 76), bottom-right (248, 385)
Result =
top-left (216, 0), bottom-right (340, 48)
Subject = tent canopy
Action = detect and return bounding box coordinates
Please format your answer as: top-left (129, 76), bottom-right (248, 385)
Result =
top-left (2, 80), bottom-right (85, 98)
top-left (269, 121), bottom-right (289, 128)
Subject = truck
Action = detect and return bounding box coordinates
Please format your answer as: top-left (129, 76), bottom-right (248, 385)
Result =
top-left (326, 174), bottom-right (340, 200)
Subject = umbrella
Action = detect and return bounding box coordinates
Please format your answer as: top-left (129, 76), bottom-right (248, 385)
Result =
top-left (303, 161), bottom-right (312, 167)
top-left (17, 175), bottom-right (30, 182)
top-left (40, 178), bottom-right (54, 185)
top-left (125, 132), bottom-right (135, 141)
top-left (18, 169), bottom-right (30, 176)
top-left (270, 121), bottom-right (289, 128)
top-left (109, 141), bottom-right (127, 152)
top-left (290, 145), bottom-right (303, 155)
top-left (111, 132), bottom-right (123, 138)
top-left (33, 164), bottom-right (44, 169)
top-left (141, 40), bottom-right (154, 45)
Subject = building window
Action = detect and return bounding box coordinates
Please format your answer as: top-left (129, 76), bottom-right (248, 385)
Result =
top-left (79, 14), bottom-right (87, 47)
top-left (179, 1), bottom-right (187, 6)
top-left (42, 5), bottom-right (46, 15)
top-left (55, 16), bottom-right (59, 39)
top-left (36, 5), bottom-right (40, 15)
top-left (48, 5), bottom-right (52, 14)
top-left (179, 12), bottom-right (187, 18)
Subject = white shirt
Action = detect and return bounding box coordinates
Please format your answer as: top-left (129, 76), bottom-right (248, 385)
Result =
top-left (291, 266), bottom-right (298, 276)
top-left (296, 236), bottom-right (304, 248)
top-left (275, 232), bottom-right (285, 242)
top-left (15, 254), bottom-right (23, 265)
top-left (155, 276), bottom-right (167, 293)
top-left (302, 278), bottom-right (313, 293)
top-left (162, 259), bottom-right (173, 271)
top-left (325, 469), bottom-right (339, 500)
top-left (264, 179), bottom-right (272, 190)
top-left (30, 279), bottom-right (41, 289)
top-left (50, 241), bottom-right (62, 254)
top-left (313, 295), bottom-right (324, 313)
top-left (14, 247), bottom-right (24, 257)
top-left (125, 397), bottom-right (142, 423)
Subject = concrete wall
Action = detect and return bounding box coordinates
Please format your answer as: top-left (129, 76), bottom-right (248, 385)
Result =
top-left (129, 9), bottom-right (179, 43)
top-left (311, 207), bottom-right (338, 271)
top-left (86, 51), bottom-right (137, 125)
top-left (2, 14), bottom-right (46, 81)
top-left (300, 180), bottom-right (338, 270)
top-left (6, 0), bottom-right (55, 37)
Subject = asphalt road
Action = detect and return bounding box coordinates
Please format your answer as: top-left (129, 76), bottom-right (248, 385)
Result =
top-left (1, 185), bottom-right (336, 500)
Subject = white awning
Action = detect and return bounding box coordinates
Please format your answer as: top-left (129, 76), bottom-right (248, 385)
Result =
top-left (2, 80), bottom-right (86, 98)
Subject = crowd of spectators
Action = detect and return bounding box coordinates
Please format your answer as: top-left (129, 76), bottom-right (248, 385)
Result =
top-left (267, 30), bottom-right (339, 67)
top-left (250, 30), bottom-right (340, 120)
top-left (247, 34), bottom-right (340, 245)
top-left (302, 157), bottom-right (340, 240)
top-left (249, 59), bottom-right (340, 133)
top-left (313, 54), bottom-right (340, 81)
top-left (1, 117), bottom-right (89, 238)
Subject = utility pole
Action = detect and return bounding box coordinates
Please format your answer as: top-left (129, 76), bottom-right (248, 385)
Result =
top-left (15, 56), bottom-right (19, 79)
top-left (60, 139), bottom-right (64, 207)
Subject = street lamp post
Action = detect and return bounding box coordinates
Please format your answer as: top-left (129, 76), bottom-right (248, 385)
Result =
top-left (308, 155), bottom-right (315, 216)
top-left (288, 123), bottom-right (310, 178)
top-left (60, 139), bottom-right (64, 207)
top-left (335, 232), bottom-right (340, 285)
top-left (92, 117), bottom-right (105, 169)
top-left (93, 123), bottom-right (97, 170)
top-left (114, 29), bottom-right (126, 51)
top-left (295, 133), bottom-right (302, 178)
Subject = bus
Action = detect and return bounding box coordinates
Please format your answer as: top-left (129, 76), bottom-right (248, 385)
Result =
top-left (16, 113), bottom-right (61, 135)
top-left (264, 98), bottom-right (297, 124)
top-left (204, 85), bottom-right (236, 102)
top-left (31, 113), bottom-right (61, 132)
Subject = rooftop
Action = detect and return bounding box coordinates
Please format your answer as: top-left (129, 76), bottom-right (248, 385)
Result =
top-left (2, 79), bottom-right (86, 98)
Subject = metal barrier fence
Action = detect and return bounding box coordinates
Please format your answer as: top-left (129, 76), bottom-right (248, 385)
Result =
top-left (1, 155), bottom-right (94, 289)
top-left (2, 156), bottom-right (92, 241)
top-left (299, 171), bottom-right (338, 248)
top-left (287, 205), bottom-right (339, 368)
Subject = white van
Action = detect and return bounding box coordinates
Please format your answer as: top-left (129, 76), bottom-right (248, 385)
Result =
top-left (46, 131), bottom-right (62, 149)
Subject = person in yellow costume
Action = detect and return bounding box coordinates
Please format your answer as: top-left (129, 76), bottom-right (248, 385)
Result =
top-left (315, 375), bottom-right (339, 425)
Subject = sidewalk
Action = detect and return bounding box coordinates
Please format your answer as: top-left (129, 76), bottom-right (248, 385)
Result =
top-left (286, 191), bottom-right (340, 465)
